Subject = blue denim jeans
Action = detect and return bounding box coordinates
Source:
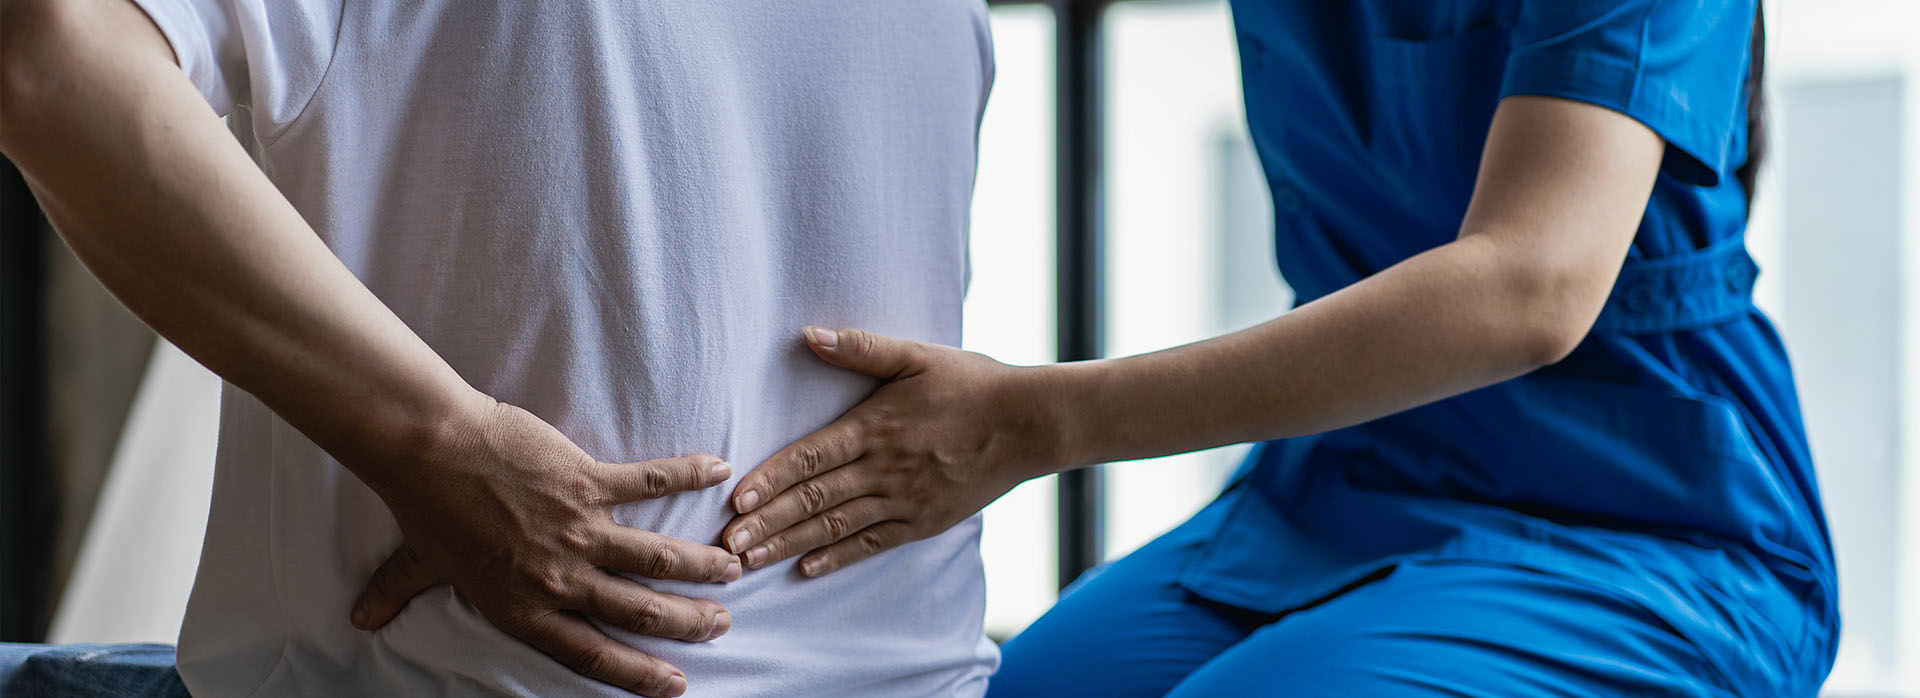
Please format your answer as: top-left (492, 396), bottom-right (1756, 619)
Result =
top-left (0, 643), bottom-right (189, 698)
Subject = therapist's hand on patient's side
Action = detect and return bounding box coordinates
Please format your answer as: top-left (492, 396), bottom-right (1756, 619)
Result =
top-left (722, 327), bottom-right (1056, 575)
top-left (726, 97), bottom-right (1668, 577)
top-left (351, 397), bottom-right (740, 695)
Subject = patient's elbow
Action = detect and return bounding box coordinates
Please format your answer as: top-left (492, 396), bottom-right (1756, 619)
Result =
top-left (0, 4), bottom-right (58, 151)
top-left (0, 46), bottom-right (41, 152)
top-left (0, 0), bottom-right (88, 153)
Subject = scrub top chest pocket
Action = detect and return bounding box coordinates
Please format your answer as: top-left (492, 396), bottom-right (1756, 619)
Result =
top-left (1365, 22), bottom-right (1511, 218)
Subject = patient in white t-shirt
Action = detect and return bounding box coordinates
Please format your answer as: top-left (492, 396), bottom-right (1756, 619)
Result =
top-left (1, 0), bottom-right (999, 695)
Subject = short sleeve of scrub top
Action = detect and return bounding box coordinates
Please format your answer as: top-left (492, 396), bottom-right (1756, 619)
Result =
top-left (1500, 0), bottom-right (1757, 185)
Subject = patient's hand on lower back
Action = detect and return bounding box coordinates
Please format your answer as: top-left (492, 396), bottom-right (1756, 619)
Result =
top-left (0, 3), bottom-right (729, 695)
top-left (351, 397), bottom-right (739, 698)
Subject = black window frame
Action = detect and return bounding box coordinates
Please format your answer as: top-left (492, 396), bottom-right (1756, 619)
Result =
top-left (983, 0), bottom-right (1113, 591)
top-left (1, 155), bottom-right (53, 642)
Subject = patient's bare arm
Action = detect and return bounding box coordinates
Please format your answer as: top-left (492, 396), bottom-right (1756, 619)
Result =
top-left (1, 1), bottom-right (728, 695)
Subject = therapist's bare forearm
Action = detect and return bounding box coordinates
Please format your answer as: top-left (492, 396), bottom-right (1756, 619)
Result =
top-left (1035, 234), bottom-right (1577, 474)
top-left (1030, 97), bottom-right (1661, 475)
top-left (0, 0), bottom-right (484, 483)
top-left (718, 97), bottom-right (1660, 577)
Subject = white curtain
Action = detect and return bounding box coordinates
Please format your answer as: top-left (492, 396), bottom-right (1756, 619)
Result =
top-left (48, 341), bottom-right (218, 644)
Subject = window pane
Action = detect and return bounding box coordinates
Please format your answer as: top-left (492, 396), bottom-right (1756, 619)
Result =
top-left (1771, 75), bottom-right (1908, 691)
top-left (968, 3), bottom-right (1058, 640)
top-left (1101, 1), bottom-right (1291, 560)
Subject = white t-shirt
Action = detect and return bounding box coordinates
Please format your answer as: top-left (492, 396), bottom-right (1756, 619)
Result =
top-left (130, 1), bottom-right (999, 695)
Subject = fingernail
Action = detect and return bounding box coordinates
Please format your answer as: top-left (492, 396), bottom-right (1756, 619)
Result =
top-left (735, 490), bottom-right (760, 513)
top-left (666, 675), bottom-right (688, 696)
top-left (801, 558), bottom-right (823, 577)
top-left (806, 326), bottom-right (838, 348)
top-left (727, 529), bottom-right (752, 553)
top-left (745, 546), bottom-right (767, 568)
top-left (351, 602), bottom-right (369, 629)
top-left (723, 560), bottom-right (742, 582)
top-left (710, 461), bottom-right (732, 481)
top-left (707, 611), bottom-right (731, 641)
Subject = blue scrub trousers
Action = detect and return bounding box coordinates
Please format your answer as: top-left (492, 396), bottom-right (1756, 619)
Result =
top-left (990, 493), bottom-right (1739, 698)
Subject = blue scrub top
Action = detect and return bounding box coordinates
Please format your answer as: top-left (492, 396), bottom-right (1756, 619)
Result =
top-left (1188, 0), bottom-right (1837, 686)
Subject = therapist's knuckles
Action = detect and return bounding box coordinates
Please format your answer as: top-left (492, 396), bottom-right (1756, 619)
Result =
top-left (815, 504), bottom-right (862, 541)
top-left (726, 465), bottom-right (868, 557)
top-left (757, 511), bottom-right (845, 566)
top-left (795, 477), bottom-right (833, 514)
top-left (748, 499), bottom-right (891, 569)
top-left (731, 435), bottom-right (853, 516)
top-left (788, 438), bottom-right (846, 482)
top-left (800, 521), bottom-right (912, 576)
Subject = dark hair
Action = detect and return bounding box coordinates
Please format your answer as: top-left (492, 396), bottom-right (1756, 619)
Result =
top-left (1735, 4), bottom-right (1766, 212)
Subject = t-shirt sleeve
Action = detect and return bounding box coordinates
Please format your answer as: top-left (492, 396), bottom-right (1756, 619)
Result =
top-left (129, 0), bottom-right (339, 135)
top-left (1499, 0), bottom-right (1757, 186)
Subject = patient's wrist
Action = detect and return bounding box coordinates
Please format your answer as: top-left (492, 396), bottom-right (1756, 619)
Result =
top-left (335, 384), bottom-right (498, 497)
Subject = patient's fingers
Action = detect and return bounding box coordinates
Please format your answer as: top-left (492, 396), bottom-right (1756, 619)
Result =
top-left (352, 543), bottom-right (442, 630)
top-left (576, 572), bottom-right (731, 643)
top-left (733, 419), bottom-right (862, 515)
top-left (597, 454), bottom-right (732, 503)
top-left (796, 521), bottom-right (914, 577)
top-left (723, 464), bottom-right (873, 555)
top-left (516, 609), bottom-right (690, 698)
top-left (739, 496), bottom-right (891, 569)
top-left (595, 525), bottom-right (741, 583)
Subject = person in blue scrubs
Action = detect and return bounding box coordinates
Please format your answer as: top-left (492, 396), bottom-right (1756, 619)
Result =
top-left (718, 1), bottom-right (1834, 695)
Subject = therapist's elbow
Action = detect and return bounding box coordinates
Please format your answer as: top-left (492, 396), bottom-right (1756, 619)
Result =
top-left (1494, 260), bottom-right (1606, 370)
top-left (1513, 308), bottom-right (1590, 368)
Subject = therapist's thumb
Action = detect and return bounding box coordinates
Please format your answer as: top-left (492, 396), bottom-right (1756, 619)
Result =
top-left (804, 326), bottom-right (923, 379)
top-left (352, 543), bottom-right (440, 631)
